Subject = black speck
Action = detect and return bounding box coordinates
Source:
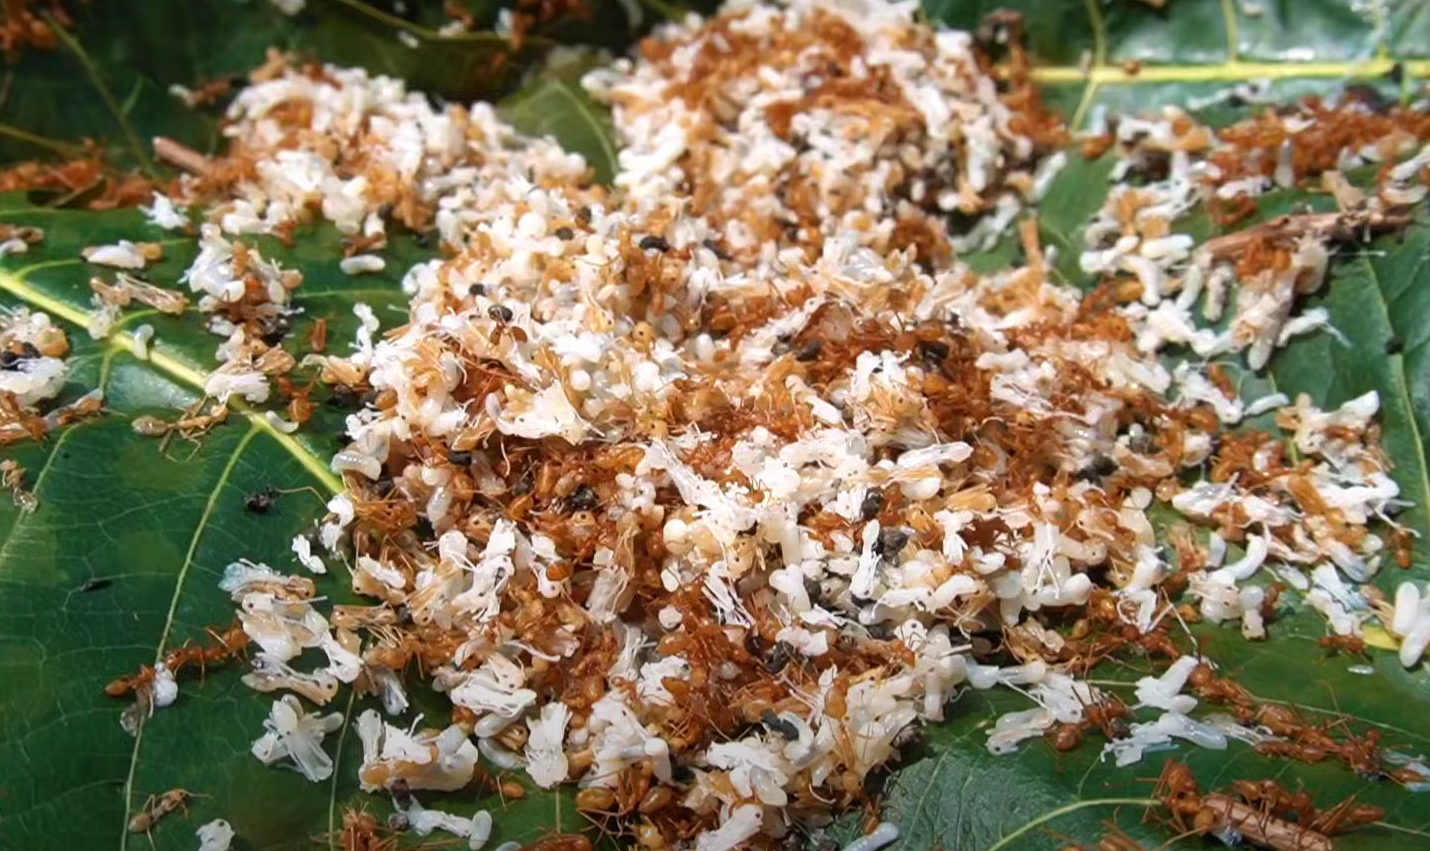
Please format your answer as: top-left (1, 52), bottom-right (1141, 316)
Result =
top-left (803, 576), bottom-right (825, 607)
top-left (639, 234), bottom-right (670, 252)
top-left (413, 516), bottom-right (435, 539)
top-left (245, 486), bottom-right (279, 514)
top-left (1075, 454), bottom-right (1119, 482)
top-left (701, 238), bottom-right (732, 261)
top-left (860, 489), bottom-right (885, 521)
top-left (575, 206), bottom-right (593, 224)
top-left (468, 283), bottom-right (486, 297)
top-left (917, 339), bottom-right (950, 365)
top-left (77, 578), bottom-right (113, 593)
top-left (794, 339), bottom-right (822, 362)
top-left (396, 604), bottom-right (413, 626)
top-left (875, 526), bottom-right (909, 559)
top-left (488, 304), bottom-right (514, 323)
top-left (511, 474), bottom-right (533, 496)
top-left (744, 631), bottom-right (766, 657)
top-left (761, 708), bottom-right (800, 740)
top-left (258, 316), bottom-right (291, 347)
top-left (1386, 335), bottom-right (1404, 356)
top-left (865, 623), bottom-right (894, 640)
top-left (326, 384), bottom-right (362, 410)
top-left (373, 479), bottom-right (396, 497)
top-left (763, 640), bottom-right (795, 673)
top-left (447, 448), bottom-right (473, 466)
top-left (376, 201), bottom-right (395, 221)
top-left (554, 226), bottom-right (575, 240)
top-left (388, 776), bottom-right (414, 810)
top-left (568, 484), bottom-right (598, 511)
top-left (1389, 61), bottom-right (1406, 85)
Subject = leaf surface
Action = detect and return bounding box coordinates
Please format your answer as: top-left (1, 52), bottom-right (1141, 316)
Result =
top-left (0, 196), bottom-right (571, 851)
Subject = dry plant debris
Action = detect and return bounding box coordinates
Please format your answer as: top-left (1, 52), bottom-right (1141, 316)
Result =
top-left (79, 1), bottom-right (1430, 849)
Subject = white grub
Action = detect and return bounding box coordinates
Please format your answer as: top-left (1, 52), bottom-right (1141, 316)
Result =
top-left (196, 819), bottom-right (236, 851)
top-left (132, 324), bottom-right (155, 360)
top-left (250, 694), bottom-right (344, 781)
top-left (82, 240), bottom-right (155, 270)
top-left (842, 822), bottom-right (900, 851)
top-left (340, 254), bottom-right (387, 275)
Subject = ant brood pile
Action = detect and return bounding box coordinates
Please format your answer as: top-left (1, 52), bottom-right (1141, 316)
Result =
top-left (83, 1), bottom-right (1430, 849)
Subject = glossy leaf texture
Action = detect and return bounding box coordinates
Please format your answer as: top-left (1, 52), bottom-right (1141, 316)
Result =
top-left (0, 195), bottom-right (576, 851)
top-left (3, 2), bottom-right (1430, 851)
top-left (808, 2), bottom-right (1430, 849)
top-left (0, 0), bottom-right (643, 169)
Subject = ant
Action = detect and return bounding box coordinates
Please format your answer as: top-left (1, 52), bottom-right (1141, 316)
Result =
top-left (128, 788), bottom-right (208, 840)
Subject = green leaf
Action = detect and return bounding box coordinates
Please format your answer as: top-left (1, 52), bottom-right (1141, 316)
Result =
top-left (0, 194), bottom-right (574, 851)
top-left (0, 0), bottom-right (568, 169)
top-left (500, 52), bottom-right (620, 184)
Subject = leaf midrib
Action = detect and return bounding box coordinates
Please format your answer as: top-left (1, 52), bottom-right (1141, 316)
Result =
top-left (0, 268), bottom-right (341, 494)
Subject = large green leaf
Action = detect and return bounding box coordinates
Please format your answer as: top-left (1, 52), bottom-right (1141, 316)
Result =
top-left (5, 2), bottom-right (1430, 851)
top-left (0, 0), bottom-right (640, 169)
top-left (0, 196), bottom-right (578, 851)
top-left (815, 2), bottom-right (1430, 849)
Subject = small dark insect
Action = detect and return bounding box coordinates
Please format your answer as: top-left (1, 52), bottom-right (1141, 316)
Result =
top-left (258, 315), bottom-right (291, 347)
top-left (701, 237), bottom-right (732, 261)
top-left (388, 776), bottom-right (413, 810)
top-left (447, 448), bottom-right (473, 466)
top-left (917, 339), bottom-right (950, 364)
top-left (326, 384), bottom-right (362, 410)
top-left (245, 486), bottom-right (279, 514)
top-left (860, 489), bottom-right (885, 521)
top-left (638, 235), bottom-right (670, 252)
top-left (891, 721), bottom-right (923, 750)
top-left (865, 623), bottom-right (894, 640)
top-left (1076, 455), bottom-right (1119, 482)
top-left (567, 484), bottom-right (598, 511)
top-left (554, 226), bottom-right (575, 240)
top-left (764, 640), bottom-right (795, 673)
top-left (745, 631), bottom-right (767, 657)
top-left (469, 283), bottom-right (487, 297)
top-left (78, 578), bottom-right (114, 592)
top-left (794, 339), bottom-right (822, 361)
top-left (488, 304), bottom-right (514, 323)
top-left (804, 576), bottom-right (826, 606)
top-left (876, 527), bottom-right (909, 559)
top-left (762, 708), bottom-right (800, 740)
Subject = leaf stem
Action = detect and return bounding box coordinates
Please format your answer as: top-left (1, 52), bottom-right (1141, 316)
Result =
top-left (980, 798), bottom-right (1160, 851)
top-left (41, 11), bottom-right (153, 173)
top-left (1032, 57), bottom-right (1427, 86)
top-left (0, 122), bottom-right (85, 159)
top-left (0, 268), bottom-right (343, 494)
